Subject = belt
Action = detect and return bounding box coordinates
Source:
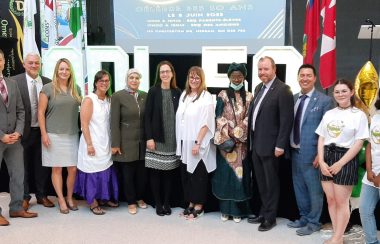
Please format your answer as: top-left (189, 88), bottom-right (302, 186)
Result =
top-left (324, 143), bottom-right (347, 153)
top-left (31, 127), bottom-right (40, 130)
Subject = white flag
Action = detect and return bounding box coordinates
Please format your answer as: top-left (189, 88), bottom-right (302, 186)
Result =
top-left (41, 0), bottom-right (58, 49)
top-left (23, 0), bottom-right (40, 58)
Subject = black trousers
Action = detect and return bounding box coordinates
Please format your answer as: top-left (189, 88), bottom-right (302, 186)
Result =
top-left (23, 128), bottom-right (50, 200)
top-left (115, 161), bottom-right (147, 204)
top-left (181, 161), bottom-right (208, 205)
top-left (149, 168), bottom-right (175, 208)
top-left (251, 150), bottom-right (280, 222)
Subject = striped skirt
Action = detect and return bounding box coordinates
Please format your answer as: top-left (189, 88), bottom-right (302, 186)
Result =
top-left (320, 144), bottom-right (358, 185)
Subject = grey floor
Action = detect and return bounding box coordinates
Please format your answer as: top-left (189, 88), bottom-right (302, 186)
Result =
top-left (0, 192), bottom-right (375, 244)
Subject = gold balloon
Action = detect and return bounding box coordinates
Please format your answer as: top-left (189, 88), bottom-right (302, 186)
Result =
top-left (355, 61), bottom-right (379, 110)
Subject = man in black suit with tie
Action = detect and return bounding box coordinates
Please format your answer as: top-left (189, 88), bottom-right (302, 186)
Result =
top-left (247, 56), bottom-right (294, 231)
top-left (12, 53), bottom-right (54, 210)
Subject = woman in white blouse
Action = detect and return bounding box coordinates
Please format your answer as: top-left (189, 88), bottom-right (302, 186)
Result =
top-left (316, 79), bottom-right (369, 244)
top-left (175, 66), bottom-right (216, 219)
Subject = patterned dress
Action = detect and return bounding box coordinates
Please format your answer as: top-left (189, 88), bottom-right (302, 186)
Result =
top-left (212, 89), bottom-right (253, 217)
top-left (145, 89), bottom-right (179, 170)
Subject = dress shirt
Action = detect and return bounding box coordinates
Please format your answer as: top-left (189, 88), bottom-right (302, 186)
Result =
top-left (26, 74), bottom-right (43, 127)
top-left (290, 88), bottom-right (314, 148)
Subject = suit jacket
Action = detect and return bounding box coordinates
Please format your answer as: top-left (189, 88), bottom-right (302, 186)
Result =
top-left (111, 89), bottom-right (147, 162)
top-left (248, 78), bottom-right (294, 157)
top-left (12, 73), bottom-right (51, 142)
top-left (293, 90), bottom-right (334, 163)
top-left (0, 77), bottom-right (25, 139)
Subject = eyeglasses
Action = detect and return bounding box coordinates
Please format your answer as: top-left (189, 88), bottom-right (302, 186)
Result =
top-left (189, 76), bottom-right (201, 81)
top-left (160, 70), bottom-right (172, 74)
top-left (99, 79), bottom-right (110, 84)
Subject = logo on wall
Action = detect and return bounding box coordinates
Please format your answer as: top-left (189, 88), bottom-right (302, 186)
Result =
top-left (9, 0), bottom-right (24, 17)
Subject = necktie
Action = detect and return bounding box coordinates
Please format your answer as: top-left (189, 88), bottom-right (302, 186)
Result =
top-left (253, 84), bottom-right (266, 109)
top-left (31, 80), bottom-right (38, 125)
top-left (293, 95), bottom-right (307, 145)
top-left (0, 77), bottom-right (8, 105)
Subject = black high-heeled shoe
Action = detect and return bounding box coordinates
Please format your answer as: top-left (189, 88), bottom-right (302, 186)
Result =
top-left (155, 205), bottom-right (165, 216)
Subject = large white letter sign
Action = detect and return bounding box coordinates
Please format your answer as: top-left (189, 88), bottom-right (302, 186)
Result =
top-left (202, 46), bottom-right (247, 88)
top-left (252, 46), bottom-right (303, 94)
top-left (86, 46), bottom-right (129, 92)
top-left (134, 46), bottom-right (150, 92)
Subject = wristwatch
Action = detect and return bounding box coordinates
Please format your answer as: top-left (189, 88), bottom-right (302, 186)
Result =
top-left (195, 140), bottom-right (201, 145)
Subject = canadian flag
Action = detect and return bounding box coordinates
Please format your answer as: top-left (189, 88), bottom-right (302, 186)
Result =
top-left (319, 0), bottom-right (336, 89)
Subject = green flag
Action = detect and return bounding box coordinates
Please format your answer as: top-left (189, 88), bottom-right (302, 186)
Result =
top-left (69, 0), bottom-right (83, 38)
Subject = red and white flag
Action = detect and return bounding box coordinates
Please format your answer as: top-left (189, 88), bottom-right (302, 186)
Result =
top-left (319, 0), bottom-right (336, 89)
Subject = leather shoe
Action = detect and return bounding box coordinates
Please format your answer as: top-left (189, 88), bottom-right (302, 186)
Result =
top-left (37, 197), bottom-right (55, 208)
top-left (22, 199), bottom-right (29, 211)
top-left (9, 210), bottom-right (38, 218)
top-left (247, 215), bottom-right (264, 224)
top-left (155, 205), bottom-right (165, 216)
top-left (258, 220), bottom-right (277, 231)
top-left (0, 215), bottom-right (9, 226)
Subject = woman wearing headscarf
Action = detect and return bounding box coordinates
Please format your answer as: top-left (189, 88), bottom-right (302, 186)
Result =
top-left (111, 68), bottom-right (148, 215)
top-left (212, 63), bottom-right (253, 223)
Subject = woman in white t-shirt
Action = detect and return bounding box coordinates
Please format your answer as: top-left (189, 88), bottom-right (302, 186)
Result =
top-left (359, 97), bottom-right (380, 244)
top-left (316, 79), bottom-right (369, 244)
top-left (175, 66), bottom-right (216, 219)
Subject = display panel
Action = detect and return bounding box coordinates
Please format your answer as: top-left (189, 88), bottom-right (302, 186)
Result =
top-left (114, 0), bottom-right (286, 54)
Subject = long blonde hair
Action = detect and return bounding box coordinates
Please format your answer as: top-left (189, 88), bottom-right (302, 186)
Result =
top-left (51, 58), bottom-right (81, 102)
top-left (183, 66), bottom-right (207, 102)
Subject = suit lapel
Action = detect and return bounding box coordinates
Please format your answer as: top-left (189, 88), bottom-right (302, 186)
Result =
top-left (301, 91), bottom-right (319, 126)
top-left (257, 78), bottom-right (278, 114)
top-left (20, 75), bottom-right (32, 111)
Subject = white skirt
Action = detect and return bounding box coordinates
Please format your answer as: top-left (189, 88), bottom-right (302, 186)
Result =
top-left (42, 133), bottom-right (79, 167)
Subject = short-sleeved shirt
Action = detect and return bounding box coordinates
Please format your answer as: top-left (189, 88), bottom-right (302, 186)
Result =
top-left (363, 112), bottom-right (380, 188)
top-left (41, 83), bottom-right (81, 134)
top-left (315, 107), bottom-right (369, 148)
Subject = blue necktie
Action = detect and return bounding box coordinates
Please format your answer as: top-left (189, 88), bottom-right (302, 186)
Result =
top-left (293, 95), bottom-right (307, 145)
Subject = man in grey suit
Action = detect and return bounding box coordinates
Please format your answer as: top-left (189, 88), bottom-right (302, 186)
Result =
top-left (0, 49), bottom-right (37, 226)
top-left (12, 53), bottom-right (54, 210)
top-left (247, 56), bottom-right (294, 231)
top-left (287, 64), bottom-right (334, 235)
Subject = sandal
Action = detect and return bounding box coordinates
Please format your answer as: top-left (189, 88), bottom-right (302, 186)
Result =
top-left (99, 200), bottom-right (119, 208)
top-left (66, 199), bottom-right (78, 211)
top-left (187, 208), bottom-right (204, 220)
top-left (181, 207), bottom-right (194, 216)
top-left (90, 206), bottom-right (106, 215)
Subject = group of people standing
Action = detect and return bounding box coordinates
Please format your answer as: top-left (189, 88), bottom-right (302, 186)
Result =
top-left (0, 49), bottom-right (379, 244)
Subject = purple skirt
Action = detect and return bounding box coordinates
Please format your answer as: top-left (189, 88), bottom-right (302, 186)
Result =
top-left (74, 166), bottom-right (119, 205)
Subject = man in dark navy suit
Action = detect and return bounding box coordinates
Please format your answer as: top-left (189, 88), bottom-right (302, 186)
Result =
top-left (247, 56), bottom-right (294, 231)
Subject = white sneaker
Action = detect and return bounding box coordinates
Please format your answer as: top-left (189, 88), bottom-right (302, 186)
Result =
top-left (233, 216), bottom-right (241, 223)
top-left (221, 214), bottom-right (229, 222)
